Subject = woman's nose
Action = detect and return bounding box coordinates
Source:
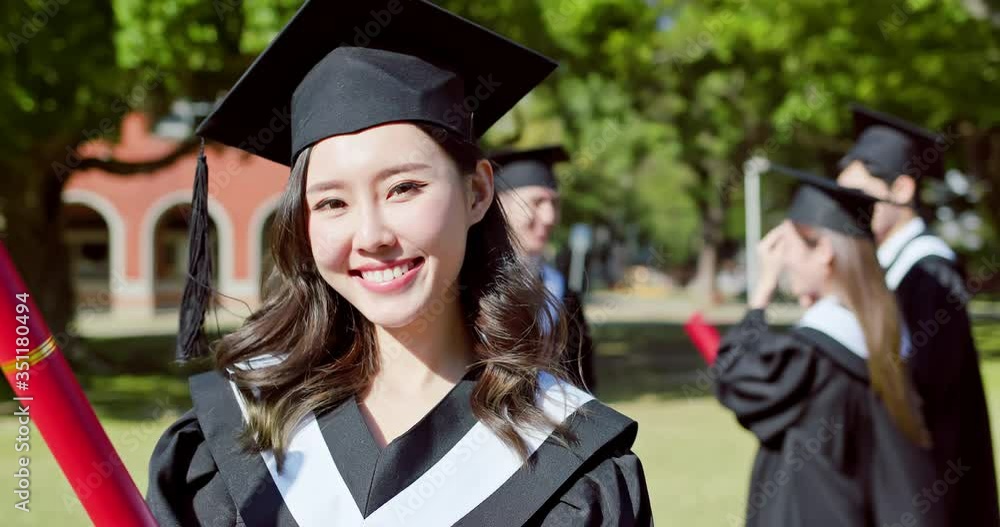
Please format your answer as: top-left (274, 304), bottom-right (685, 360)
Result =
top-left (354, 205), bottom-right (397, 253)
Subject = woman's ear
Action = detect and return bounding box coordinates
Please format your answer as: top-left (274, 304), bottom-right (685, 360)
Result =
top-left (890, 175), bottom-right (917, 204)
top-left (815, 235), bottom-right (835, 267)
top-left (466, 159), bottom-right (495, 226)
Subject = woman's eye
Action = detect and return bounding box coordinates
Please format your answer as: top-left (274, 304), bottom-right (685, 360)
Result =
top-left (315, 198), bottom-right (346, 211)
top-left (389, 182), bottom-right (423, 198)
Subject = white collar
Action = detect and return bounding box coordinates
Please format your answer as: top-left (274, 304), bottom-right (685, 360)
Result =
top-left (225, 371), bottom-right (593, 526)
top-left (877, 217), bottom-right (926, 268)
top-left (227, 353), bottom-right (286, 373)
top-left (796, 296), bottom-right (868, 359)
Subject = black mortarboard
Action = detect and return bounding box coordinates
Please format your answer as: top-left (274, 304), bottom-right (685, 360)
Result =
top-left (491, 145), bottom-right (569, 191)
top-left (769, 163), bottom-right (881, 239)
top-left (177, 0), bottom-right (558, 360)
top-left (838, 104), bottom-right (946, 183)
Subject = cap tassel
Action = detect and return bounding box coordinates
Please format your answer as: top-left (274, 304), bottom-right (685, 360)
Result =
top-left (176, 139), bottom-right (213, 361)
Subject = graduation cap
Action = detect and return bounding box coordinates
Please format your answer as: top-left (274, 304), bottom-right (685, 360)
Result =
top-left (490, 145), bottom-right (569, 191)
top-left (768, 163), bottom-right (881, 239)
top-left (838, 104), bottom-right (947, 183)
top-left (177, 0), bottom-right (558, 360)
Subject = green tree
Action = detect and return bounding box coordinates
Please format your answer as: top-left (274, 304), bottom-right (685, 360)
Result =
top-left (2, 0), bottom-right (123, 346)
top-left (641, 0), bottom-right (1000, 298)
top-left (5, 0), bottom-right (1000, 338)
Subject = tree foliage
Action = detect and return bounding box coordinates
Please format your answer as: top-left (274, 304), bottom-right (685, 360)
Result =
top-left (2, 0), bottom-right (1000, 328)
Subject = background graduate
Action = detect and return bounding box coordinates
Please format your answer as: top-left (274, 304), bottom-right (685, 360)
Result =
top-left (836, 106), bottom-right (999, 525)
top-left (145, 1), bottom-right (651, 525)
top-left (714, 167), bottom-right (944, 526)
top-left (492, 146), bottom-right (597, 392)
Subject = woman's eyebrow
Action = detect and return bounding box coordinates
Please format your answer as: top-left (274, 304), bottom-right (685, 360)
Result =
top-left (306, 162), bottom-right (431, 194)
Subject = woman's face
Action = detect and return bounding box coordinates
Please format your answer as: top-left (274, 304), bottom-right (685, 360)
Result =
top-left (781, 224), bottom-right (833, 303)
top-left (304, 123), bottom-right (493, 329)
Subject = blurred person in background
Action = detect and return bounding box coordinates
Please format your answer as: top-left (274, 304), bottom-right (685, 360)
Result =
top-left (837, 106), bottom-right (998, 525)
top-left (493, 146), bottom-right (597, 392)
top-left (715, 167), bottom-right (944, 526)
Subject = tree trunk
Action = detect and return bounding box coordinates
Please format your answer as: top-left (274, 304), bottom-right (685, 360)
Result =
top-left (3, 158), bottom-right (77, 356)
top-left (686, 166), bottom-right (725, 303)
top-left (1, 139), bottom-right (200, 354)
top-left (980, 130), bottom-right (1000, 245)
top-left (963, 125), bottom-right (1000, 241)
top-left (690, 240), bottom-right (718, 299)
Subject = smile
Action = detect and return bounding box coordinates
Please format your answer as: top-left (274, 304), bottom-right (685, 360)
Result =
top-left (351, 257), bottom-right (425, 292)
top-left (361, 261), bottom-right (414, 283)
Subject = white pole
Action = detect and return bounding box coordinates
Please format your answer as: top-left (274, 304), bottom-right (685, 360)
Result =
top-left (567, 224), bottom-right (592, 293)
top-left (569, 250), bottom-right (587, 293)
top-left (743, 157), bottom-right (769, 298)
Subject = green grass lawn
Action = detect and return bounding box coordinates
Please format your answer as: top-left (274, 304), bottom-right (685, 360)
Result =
top-left (1, 323), bottom-right (999, 525)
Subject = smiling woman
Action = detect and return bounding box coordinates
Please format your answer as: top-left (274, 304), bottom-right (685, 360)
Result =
top-left (144, 1), bottom-right (651, 526)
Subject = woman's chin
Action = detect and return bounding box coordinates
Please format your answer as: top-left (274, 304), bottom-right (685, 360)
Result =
top-left (360, 309), bottom-right (420, 330)
top-left (797, 294), bottom-right (817, 308)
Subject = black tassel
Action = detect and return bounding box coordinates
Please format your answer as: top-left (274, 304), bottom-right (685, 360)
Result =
top-left (176, 138), bottom-right (213, 361)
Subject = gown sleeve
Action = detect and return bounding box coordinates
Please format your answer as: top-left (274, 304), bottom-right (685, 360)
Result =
top-left (146, 409), bottom-right (241, 526)
top-left (538, 449), bottom-right (653, 526)
top-left (713, 309), bottom-right (817, 446)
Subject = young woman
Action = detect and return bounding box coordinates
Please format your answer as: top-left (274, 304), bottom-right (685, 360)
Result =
top-left (714, 166), bottom-right (944, 526)
top-left (145, 2), bottom-right (650, 526)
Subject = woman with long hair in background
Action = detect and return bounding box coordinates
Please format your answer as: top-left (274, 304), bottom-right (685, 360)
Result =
top-left (714, 167), bottom-right (943, 526)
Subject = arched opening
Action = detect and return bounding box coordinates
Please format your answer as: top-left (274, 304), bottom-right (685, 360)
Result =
top-left (152, 204), bottom-right (219, 311)
top-left (63, 204), bottom-right (111, 313)
top-left (258, 211), bottom-right (278, 297)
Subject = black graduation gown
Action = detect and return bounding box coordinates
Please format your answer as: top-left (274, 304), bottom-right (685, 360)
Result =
top-left (884, 230), bottom-right (1000, 525)
top-left (543, 263), bottom-right (597, 393)
top-left (146, 369), bottom-right (651, 526)
top-left (563, 288), bottom-right (596, 393)
top-left (714, 302), bottom-right (947, 527)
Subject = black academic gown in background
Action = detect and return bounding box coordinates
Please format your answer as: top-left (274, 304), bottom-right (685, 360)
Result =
top-left (714, 304), bottom-right (947, 527)
top-left (146, 369), bottom-right (651, 526)
top-left (563, 288), bottom-right (596, 392)
top-left (543, 263), bottom-right (597, 393)
top-left (884, 228), bottom-right (1000, 526)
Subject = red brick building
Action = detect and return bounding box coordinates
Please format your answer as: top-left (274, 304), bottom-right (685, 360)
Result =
top-left (64, 112), bottom-right (286, 317)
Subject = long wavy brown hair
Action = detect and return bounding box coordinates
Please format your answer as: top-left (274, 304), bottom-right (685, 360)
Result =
top-left (214, 124), bottom-right (571, 469)
top-left (797, 224), bottom-right (931, 447)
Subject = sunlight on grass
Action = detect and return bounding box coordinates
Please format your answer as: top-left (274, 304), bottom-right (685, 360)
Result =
top-left (0, 413), bottom-right (182, 526)
top-left (615, 394), bottom-right (754, 526)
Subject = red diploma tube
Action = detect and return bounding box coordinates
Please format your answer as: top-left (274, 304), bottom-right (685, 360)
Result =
top-left (684, 312), bottom-right (721, 366)
top-left (0, 242), bottom-right (157, 526)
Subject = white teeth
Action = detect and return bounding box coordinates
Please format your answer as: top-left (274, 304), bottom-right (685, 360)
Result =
top-left (360, 261), bottom-right (413, 283)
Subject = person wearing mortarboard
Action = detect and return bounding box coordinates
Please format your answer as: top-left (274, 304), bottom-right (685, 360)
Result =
top-left (714, 166), bottom-right (945, 526)
top-left (836, 106), bottom-right (999, 525)
top-left (491, 146), bottom-right (597, 393)
top-left (144, 2), bottom-right (652, 525)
